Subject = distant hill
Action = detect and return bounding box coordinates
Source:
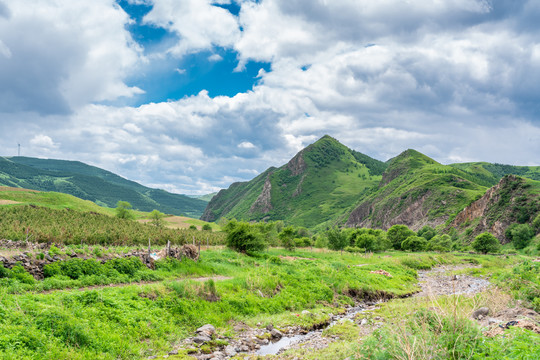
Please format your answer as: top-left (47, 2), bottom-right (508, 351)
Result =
top-left (203, 135), bottom-right (539, 233)
top-left (0, 157), bottom-right (207, 217)
top-left (202, 135), bottom-right (387, 229)
top-left (188, 193), bottom-right (217, 203)
top-left (346, 149), bottom-right (489, 230)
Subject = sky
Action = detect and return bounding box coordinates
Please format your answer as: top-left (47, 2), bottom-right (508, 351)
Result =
top-left (0, 0), bottom-right (539, 195)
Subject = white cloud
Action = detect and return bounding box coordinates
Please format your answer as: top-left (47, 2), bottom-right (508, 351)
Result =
top-left (29, 134), bottom-right (58, 149)
top-left (0, 0), bottom-right (143, 115)
top-left (143, 0), bottom-right (240, 56)
top-left (238, 141), bottom-right (256, 149)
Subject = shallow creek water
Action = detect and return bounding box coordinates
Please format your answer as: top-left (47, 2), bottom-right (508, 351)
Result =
top-left (256, 265), bottom-right (490, 356)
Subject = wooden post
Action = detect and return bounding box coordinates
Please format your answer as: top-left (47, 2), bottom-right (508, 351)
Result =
top-left (192, 236), bottom-right (195, 245)
top-left (206, 236), bottom-right (209, 250)
top-left (198, 241), bottom-right (201, 262)
top-left (148, 238), bottom-right (151, 258)
top-left (167, 240), bottom-right (170, 258)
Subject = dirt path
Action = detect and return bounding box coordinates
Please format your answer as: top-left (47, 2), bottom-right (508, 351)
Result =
top-left (414, 264), bottom-right (490, 297)
top-left (31, 275), bottom-right (232, 295)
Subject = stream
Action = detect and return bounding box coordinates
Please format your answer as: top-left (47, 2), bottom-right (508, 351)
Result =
top-left (256, 265), bottom-right (490, 356)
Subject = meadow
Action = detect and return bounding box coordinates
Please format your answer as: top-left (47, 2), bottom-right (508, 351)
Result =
top-left (0, 246), bottom-right (538, 360)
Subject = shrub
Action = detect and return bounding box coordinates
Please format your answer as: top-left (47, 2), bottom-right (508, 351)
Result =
top-left (10, 264), bottom-right (35, 284)
top-left (472, 232), bottom-right (500, 254)
top-left (225, 221), bottom-right (266, 253)
top-left (189, 225), bottom-right (198, 230)
top-left (427, 234), bottom-right (452, 252)
top-left (507, 223), bottom-right (535, 250)
top-left (105, 257), bottom-right (144, 276)
top-left (417, 225), bottom-right (436, 241)
top-left (401, 236), bottom-right (428, 252)
top-left (279, 226), bottom-right (296, 251)
top-left (387, 225), bottom-right (415, 250)
top-left (202, 224), bottom-right (212, 231)
top-left (48, 245), bottom-right (63, 256)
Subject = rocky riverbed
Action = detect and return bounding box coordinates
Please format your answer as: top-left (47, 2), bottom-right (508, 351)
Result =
top-left (167, 263), bottom-right (540, 360)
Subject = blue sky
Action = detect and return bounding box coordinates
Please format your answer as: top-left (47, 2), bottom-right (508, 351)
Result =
top-left (0, 0), bottom-right (539, 195)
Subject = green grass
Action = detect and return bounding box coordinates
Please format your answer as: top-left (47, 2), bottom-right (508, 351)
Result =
top-left (0, 248), bottom-right (532, 359)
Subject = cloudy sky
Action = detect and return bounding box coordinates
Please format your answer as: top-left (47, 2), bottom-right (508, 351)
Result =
top-left (1, 0), bottom-right (539, 195)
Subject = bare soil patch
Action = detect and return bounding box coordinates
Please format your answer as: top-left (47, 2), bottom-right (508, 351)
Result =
top-left (0, 199), bottom-right (20, 205)
top-left (0, 186), bottom-right (39, 192)
top-left (279, 256), bottom-right (316, 261)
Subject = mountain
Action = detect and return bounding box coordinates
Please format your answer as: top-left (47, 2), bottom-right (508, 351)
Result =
top-left (346, 149), bottom-right (489, 230)
top-left (449, 175), bottom-right (540, 242)
top-left (203, 135), bottom-right (539, 234)
top-left (0, 157), bottom-right (206, 217)
top-left (449, 162), bottom-right (540, 187)
top-left (201, 135), bottom-right (387, 229)
top-left (188, 193), bottom-right (217, 203)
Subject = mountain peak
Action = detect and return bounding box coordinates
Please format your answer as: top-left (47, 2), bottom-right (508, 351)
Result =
top-left (381, 149), bottom-right (439, 186)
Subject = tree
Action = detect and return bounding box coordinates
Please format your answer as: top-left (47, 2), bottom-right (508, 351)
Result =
top-left (387, 224), bottom-right (415, 250)
top-left (327, 227), bottom-right (348, 253)
top-left (533, 213), bottom-right (540, 232)
top-left (202, 224), bottom-right (212, 231)
top-left (427, 234), bottom-right (452, 252)
top-left (401, 236), bottom-right (428, 252)
top-left (115, 201), bottom-right (134, 220)
top-left (279, 226), bottom-right (296, 251)
top-left (472, 232), bottom-right (500, 254)
top-left (356, 233), bottom-right (377, 252)
top-left (417, 225), bottom-right (436, 241)
top-left (509, 224), bottom-right (534, 250)
top-left (225, 221), bottom-right (266, 253)
top-left (149, 209), bottom-right (165, 227)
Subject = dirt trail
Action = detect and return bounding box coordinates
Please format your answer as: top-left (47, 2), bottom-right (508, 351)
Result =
top-left (414, 264), bottom-right (490, 297)
top-left (27, 275), bottom-right (232, 295)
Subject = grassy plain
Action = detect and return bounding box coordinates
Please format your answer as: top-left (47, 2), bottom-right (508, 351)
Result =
top-left (0, 247), bottom-right (537, 359)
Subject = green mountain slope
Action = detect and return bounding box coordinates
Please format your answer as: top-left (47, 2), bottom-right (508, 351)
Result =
top-left (201, 135), bottom-right (387, 229)
top-left (0, 157), bottom-right (206, 217)
top-left (450, 162), bottom-right (540, 186)
top-left (450, 175), bottom-right (540, 242)
top-left (346, 149), bottom-right (489, 230)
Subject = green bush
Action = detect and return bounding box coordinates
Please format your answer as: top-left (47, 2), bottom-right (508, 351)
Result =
top-left (105, 257), bottom-right (144, 276)
top-left (225, 220), bottom-right (267, 253)
top-left (401, 236), bottom-right (427, 252)
top-left (507, 223), bottom-right (535, 250)
top-left (387, 225), bottom-right (415, 250)
top-left (202, 224), bottom-right (212, 231)
top-left (9, 265), bottom-right (35, 284)
top-left (472, 232), bottom-right (500, 254)
top-left (427, 234), bottom-right (452, 252)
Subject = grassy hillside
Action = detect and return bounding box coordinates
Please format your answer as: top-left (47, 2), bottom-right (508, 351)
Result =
top-left (0, 186), bottom-right (115, 215)
top-left (202, 135), bottom-right (386, 229)
top-left (450, 162), bottom-right (540, 186)
top-left (0, 157), bottom-right (207, 217)
top-left (450, 175), bottom-right (540, 242)
top-left (346, 149), bottom-right (489, 230)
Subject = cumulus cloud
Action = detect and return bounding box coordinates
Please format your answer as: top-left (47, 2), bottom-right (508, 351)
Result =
top-left (0, 0), bottom-right (539, 195)
top-left (0, 0), bottom-right (143, 115)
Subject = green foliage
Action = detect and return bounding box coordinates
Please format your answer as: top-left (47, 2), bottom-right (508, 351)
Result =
top-left (506, 223), bottom-right (535, 250)
top-left (189, 224), bottom-right (197, 230)
top-left (401, 236), bottom-right (428, 252)
top-left (495, 260), bottom-right (540, 311)
top-left (279, 226), bottom-right (296, 251)
top-left (387, 224), bottom-right (416, 250)
top-left (48, 245), bottom-right (62, 256)
top-left (427, 234), bottom-right (452, 252)
top-left (149, 209), bottom-right (165, 227)
top-left (472, 232), bottom-right (500, 254)
top-left (417, 225), bottom-right (436, 241)
top-left (0, 205), bottom-right (226, 246)
top-left (326, 227), bottom-right (348, 252)
top-left (225, 220), bottom-right (267, 253)
top-left (533, 213), bottom-right (540, 232)
top-left (202, 224), bottom-right (212, 231)
top-left (115, 200), bottom-right (134, 219)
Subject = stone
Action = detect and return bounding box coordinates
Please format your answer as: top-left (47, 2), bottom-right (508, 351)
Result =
top-left (270, 329), bottom-right (283, 339)
top-left (301, 310), bottom-right (311, 315)
top-left (224, 345), bottom-right (237, 357)
top-left (266, 324), bottom-right (274, 331)
top-left (196, 324), bottom-right (216, 338)
top-left (360, 318), bottom-right (368, 326)
top-left (472, 307), bottom-right (490, 319)
top-left (193, 335), bottom-right (212, 344)
top-left (167, 350), bottom-right (178, 355)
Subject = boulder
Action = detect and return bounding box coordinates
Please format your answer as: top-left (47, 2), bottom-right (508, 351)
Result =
top-left (472, 307), bottom-right (490, 319)
top-left (270, 329), bottom-right (283, 339)
top-left (196, 324), bottom-right (216, 338)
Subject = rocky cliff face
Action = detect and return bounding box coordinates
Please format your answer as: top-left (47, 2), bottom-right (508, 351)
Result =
top-left (250, 175), bottom-right (273, 214)
top-left (451, 175), bottom-right (537, 242)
